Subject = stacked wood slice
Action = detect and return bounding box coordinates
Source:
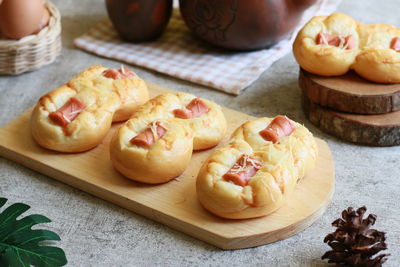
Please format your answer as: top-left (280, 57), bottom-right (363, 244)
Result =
top-left (299, 69), bottom-right (400, 146)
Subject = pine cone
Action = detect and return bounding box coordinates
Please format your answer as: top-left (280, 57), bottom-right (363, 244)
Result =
top-left (322, 206), bottom-right (390, 267)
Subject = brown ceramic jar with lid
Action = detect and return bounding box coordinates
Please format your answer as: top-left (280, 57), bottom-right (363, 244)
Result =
top-left (106, 0), bottom-right (173, 42)
top-left (179, 0), bottom-right (317, 50)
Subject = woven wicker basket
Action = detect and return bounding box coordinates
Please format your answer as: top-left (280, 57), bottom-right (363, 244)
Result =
top-left (0, 1), bottom-right (61, 75)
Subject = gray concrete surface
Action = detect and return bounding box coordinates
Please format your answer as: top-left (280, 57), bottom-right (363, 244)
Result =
top-left (1, 0), bottom-right (399, 266)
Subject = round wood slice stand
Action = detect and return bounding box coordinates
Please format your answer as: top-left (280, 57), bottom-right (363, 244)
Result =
top-left (302, 95), bottom-right (400, 146)
top-left (299, 69), bottom-right (400, 115)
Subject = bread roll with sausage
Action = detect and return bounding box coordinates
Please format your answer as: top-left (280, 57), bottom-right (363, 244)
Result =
top-left (196, 116), bottom-right (318, 219)
top-left (293, 12), bottom-right (400, 83)
top-left (31, 65), bottom-right (149, 152)
top-left (293, 13), bottom-right (359, 76)
top-left (110, 93), bottom-right (227, 184)
top-left (353, 24), bottom-right (400, 83)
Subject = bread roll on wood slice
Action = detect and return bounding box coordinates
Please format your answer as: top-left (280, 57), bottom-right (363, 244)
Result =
top-left (353, 23), bottom-right (400, 83)
top-left (110, 93), bottom-right (227, 184)
top-left (31, 65), bottom-right (149, 152)
top-left (196, 116), bottom-right (318, 219)
top-left (294, 12), bottom-right (400, 83)
top-left (293, 13), bottom-right (359, 77)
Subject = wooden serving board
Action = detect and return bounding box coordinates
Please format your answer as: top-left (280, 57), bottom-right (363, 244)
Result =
top-left (0, 82), bottom-right (335, 249)
top-left (302, 94), bottom-right (400, 146)
top-left (299, 69), bottom-right (400, 115)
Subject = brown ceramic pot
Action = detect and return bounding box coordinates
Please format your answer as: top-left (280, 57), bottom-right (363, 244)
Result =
top-left (179, 0), bottom-right (317, 50)
top-left (106, 0), bottom-right (173, 42)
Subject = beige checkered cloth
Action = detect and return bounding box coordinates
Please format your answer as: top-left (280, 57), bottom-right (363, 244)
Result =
top-left (74, 0), bottom-right (341, 95)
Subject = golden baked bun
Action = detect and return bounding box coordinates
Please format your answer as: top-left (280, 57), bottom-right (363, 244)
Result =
top-left (31, 65), bottom-right (149, 152)
top-left (196, 116), bottom-right (318, 219)
top-left (293, 13), bottom-right (359, 76)
top-left (110, 93), bottom-right (227, 184)
top-left (174, 93), bottom-right (227, 150)
top-left (353, 24), bottom-right (400, 83)
top-left (294, 12), bottom-right (400, 83)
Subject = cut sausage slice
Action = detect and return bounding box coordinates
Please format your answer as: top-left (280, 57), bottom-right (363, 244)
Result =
top-left (316, 33), bottom-right (340, 46)
top-left (223, 155), bottom-right (262, 187)
top-left (49, 97), bottom-right (86, 127)
top-left (174, 98), bottom-right (209, 119)
top-left (259, 116), bottom-right (296, 143)
top-left (130, 121), bottom-right (168, 147)
top-left (343, 35), bottom-right (355, 50)
top-left (103, 66), bottom-right (135, 80)
top-left (316, 33), bottom-right (355, 50)
top-left (391, 37), bottom-right (400, 52)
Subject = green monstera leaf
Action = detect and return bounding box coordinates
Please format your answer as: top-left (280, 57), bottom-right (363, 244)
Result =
top-left (0, 198), bottom-right (67, 267)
